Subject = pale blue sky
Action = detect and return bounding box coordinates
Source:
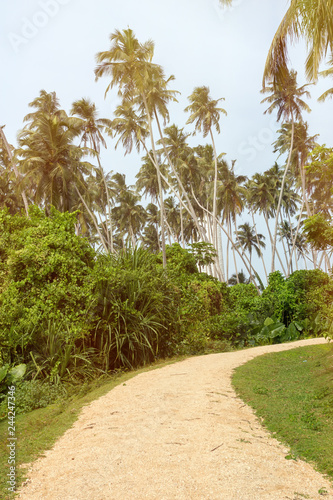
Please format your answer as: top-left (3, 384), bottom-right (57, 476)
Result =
top-left (1, 0), bottom-right (332, 277)
top-left (2, 0), bottom-right (331, 184)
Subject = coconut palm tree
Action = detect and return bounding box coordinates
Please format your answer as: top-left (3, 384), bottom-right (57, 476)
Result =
top-left (95, 28), bottom-right (170, 266)
top-left (70, 97), bottom-right (114, 251)
top-left (0, 126), bottom-right (29, 216)
top-left (17, 112), bottom-right (92, 214)
top-left (111, 100), bottom-right (149, 155)
top-left (236, 223), bottom-right (266, 284)
top-left (261, 69), bottom-right (311, 272)
top-left (158, 125), bottom-right (198, 248)
top-left (318, 55), bottom-right (333, 102)
top-left (185, 86), bottom-right (227, 258)
top-left (217, 160), bottom-right (247, 282)
top-left (112, 186), bottom-right (146, 248)
top-left (220, 1), bottom-right (333, 83)
top-left (228, 270), bottom-right (250, 286)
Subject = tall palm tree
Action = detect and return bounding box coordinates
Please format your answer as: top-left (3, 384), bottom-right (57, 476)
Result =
top-left (185, 86), bottom-right (227, 259)
top-left (236, 222), bottom-right (266, 284)
top-left (70, 97), bottom-right (114, 251)
top-left (111, 100), bottom-right (149, 155)
top-left (0, 126), bottom-right (29, 216)
top-left (217, 160), bottom-right (247, 282)
top-left (95, 28), bottom-right (169, 267)
top-left (112, 186), bottom-right (146, 248)
top-left (261, 69), bottom-right (311, 272)
top-left (318, 55), bottom-right (333, 102)
top-left (219, 1), bottom-right (333, 83)
top-left (17, 112), bottom-right (92, 214)
top-left (158, 125), bottom-right (195, 248)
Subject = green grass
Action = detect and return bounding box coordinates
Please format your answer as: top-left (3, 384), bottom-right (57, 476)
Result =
top-left (0, 355), bottom-right (188, 500)
top-left (232, 343), bottom-right (333, 482)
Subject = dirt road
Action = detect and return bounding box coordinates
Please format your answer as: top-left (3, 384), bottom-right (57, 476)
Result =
top-left (18, 338), bottom-right (333, 499)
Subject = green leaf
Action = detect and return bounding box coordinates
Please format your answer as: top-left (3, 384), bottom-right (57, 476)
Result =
top-left (0, 364), bottom-right (9, 383)
top-left (293, 321), bottom-right (304, 331)
top-left (8, 363), bottom-right (26, 382)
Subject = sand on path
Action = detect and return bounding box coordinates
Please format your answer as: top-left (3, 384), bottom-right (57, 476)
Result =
top-left (18, 338), bottom-right (333, 500)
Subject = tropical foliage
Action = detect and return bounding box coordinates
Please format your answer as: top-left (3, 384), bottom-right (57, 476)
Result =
top-left (0, 22), bottom-right (332, 417)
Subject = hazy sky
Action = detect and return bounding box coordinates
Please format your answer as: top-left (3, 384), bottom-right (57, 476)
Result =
top-left (2, 0), bottom-right (332, 184)
top-left (1, 0), bottom-right (332, 277)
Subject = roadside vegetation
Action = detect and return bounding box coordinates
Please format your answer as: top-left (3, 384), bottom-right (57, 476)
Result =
top-left (1, 1), bottom-right (333, 496)
top-left (233, 343), bottom-right (333, 484)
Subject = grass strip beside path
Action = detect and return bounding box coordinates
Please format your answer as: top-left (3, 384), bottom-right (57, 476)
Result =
top-left (232, 343), bottom-right (333, 482)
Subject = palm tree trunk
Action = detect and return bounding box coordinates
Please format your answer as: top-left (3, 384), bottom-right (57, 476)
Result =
top-left (210, 128), bottom-right (218, 253)
top-left (226, 216), bottom-right (230, 282)
top-left (154, 111), bottom-right (205, 243)
top-left (129, 224), bottom-right (136, 248)
top-left (96, 155), bottom-right (114, 252)
top-left (231, 220), bottom-right (239, 284)
top-left (264, 213), bottom-right (287, 275)
top-left (251, 209), bottom-right (268, 281)
top-left (141, 97), bottom-right (166, 267)
top-left (217, 225), bottom-right (226, 282)
top-left (192, 189), bottom-right (259, 292)
top-left (0, 126), bottom-right (29, 216)
top-left (180, 202), bottom-right (185, 248)
top-left (75, 186), bottom-right (108, 253)
top-left (271, 118), bottom-right (294, 273)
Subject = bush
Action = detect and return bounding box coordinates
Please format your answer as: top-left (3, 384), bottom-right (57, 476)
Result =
top-left (0, 206), bottom-right (95, 366)
top-left (88, 247), bottom-right (181, 371)
top-left (0, 380), bottom-right (66, 419)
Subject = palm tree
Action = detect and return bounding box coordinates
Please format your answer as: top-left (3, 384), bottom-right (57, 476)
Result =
top-left (236, 222), bottom-right (266, 284)
top-left (0, 126), bottom-right (29, 216)
top-left (219, 1), bottom-right (333, 83)
top-left (70, 97), bottom-right (114, 251)
top-left (185, 86), bottom-right (227, 259)
top-left (17, 112), bottom-right (92, 214)
top-left (164, 196), bottom-right (181, 244)
top-left (228, 270), bottom-right (250, 286)
top-left (111, 100), bottom-right (149, 155)
top-left (246, 170), bottom-right (281, 278)
top-left (157, 124), bottom-right (191, 247)
top-left (217, 160), bottom-right (247, 282)
top-left (112, 186), bottom-right (146, 248)
top-left (318, 55), bottom-right (333, 102)
top-left (95, 28), bottom-right (169, 267)
top-left (261, 69), bottom-right (311, 272)
top-left (262, 0), bottom-right (333, 83)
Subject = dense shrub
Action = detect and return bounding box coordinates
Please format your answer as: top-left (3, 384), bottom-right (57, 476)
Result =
top-left (0, 206), bottom-right (95, 366)
top-left (0, 380), bottom-right (66, 419)
top-left (88, 247), bottom-right (181, 370)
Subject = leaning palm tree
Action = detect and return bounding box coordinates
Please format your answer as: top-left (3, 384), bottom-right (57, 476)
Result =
top-left (185, 86), bottom-right (227, 258)
top-left (236, 222), bottom-right (266, 284)
top-left (261, 69), bottom-right (311, 272)
top-left (0, 126), bottom-right (29, 216)
top-left (219, 0), bottom-right (333, 83)
top-left (318, 55), bottom-right (333, 102)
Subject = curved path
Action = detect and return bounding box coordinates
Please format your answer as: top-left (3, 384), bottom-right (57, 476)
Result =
top-left (18, 338), bottom-right (333, 499)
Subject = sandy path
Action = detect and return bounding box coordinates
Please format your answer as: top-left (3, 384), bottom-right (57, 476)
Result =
top-left (18, 338), bottom-right (333, 500)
